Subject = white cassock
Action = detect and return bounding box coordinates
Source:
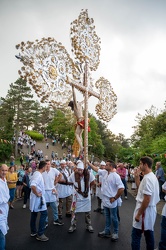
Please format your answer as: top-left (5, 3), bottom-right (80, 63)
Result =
top-left (30, 171), bottom-right (47, 212)
top-left (68, 172), bottom-right (95, 213)
top-left (0, 178), bottom-right (10, 235)
top-left (42, 168), bottom-right (60, 202)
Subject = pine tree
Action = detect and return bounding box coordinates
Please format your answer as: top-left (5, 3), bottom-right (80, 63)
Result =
top-left (2, 78), bottom-right (35, 156)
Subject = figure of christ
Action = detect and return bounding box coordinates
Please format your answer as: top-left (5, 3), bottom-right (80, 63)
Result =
top-left (68, 86), bottom-right (84, 152)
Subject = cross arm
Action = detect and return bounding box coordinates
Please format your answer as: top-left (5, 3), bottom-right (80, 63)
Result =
top-left (67, 76), bottom-right (100, 99)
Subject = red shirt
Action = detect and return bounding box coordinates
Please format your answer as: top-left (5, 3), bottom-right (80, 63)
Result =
top-left (117, 167), bottom-right (126, 179)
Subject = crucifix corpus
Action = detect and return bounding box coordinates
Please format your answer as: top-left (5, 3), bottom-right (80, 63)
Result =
top-left (15, 9), bottom-right (117, 166)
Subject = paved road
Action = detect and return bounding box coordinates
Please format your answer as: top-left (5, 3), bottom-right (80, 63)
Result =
top-left (10, 140), bottom-right (162, 249)
top-left (6, 192), bottom-right (161, 250)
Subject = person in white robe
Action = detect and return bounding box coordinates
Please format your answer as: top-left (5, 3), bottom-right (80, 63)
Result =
top-left (68, 160), bottom-right (95, 233)
top-left (0, 164), bottom-right (10, 250)
top-left (30, 161), bottom-right (49, 242)
top-left (131, 156), bottom-right (160, 250)
top-left (42, 159), bottom-right (63, 226)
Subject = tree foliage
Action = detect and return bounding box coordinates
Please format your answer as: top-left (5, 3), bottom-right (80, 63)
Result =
top-left (1, 77), bottom-right (165, 167)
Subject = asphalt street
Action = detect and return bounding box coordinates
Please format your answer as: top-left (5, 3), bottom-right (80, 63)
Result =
top-left (6, 193), bottom-right (161, 250)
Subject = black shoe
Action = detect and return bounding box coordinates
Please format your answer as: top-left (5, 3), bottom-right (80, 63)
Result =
top-left (94, 208), bottom-right (101, 212)
top-left (98, 230), bottom-right (111, 238)
top-left (53, 219), bottom-right (64, 226)
top-left (66, 213), bottom-right (71, 218)
top-left (100, 209), bottom-right (104, 214)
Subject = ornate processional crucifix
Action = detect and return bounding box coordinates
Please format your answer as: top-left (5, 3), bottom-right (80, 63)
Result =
top-left (15, 9), bottom-right (117, 166)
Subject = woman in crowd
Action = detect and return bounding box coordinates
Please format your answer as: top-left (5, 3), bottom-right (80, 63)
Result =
top-left (16, 164), bottom-right (25, 199)
top-left (6, 166), bottom-right (17, 208)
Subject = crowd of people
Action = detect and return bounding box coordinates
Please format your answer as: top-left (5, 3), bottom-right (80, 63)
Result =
top-left (0, 145), bottom-right (166, 250)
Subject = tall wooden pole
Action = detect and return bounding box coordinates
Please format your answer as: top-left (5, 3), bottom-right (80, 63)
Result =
top-left (84, 61), bottom-right (89, 168)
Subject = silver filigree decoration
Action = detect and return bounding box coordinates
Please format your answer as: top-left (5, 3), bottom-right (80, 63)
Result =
top-left (70, 9), bottom-right (101, 71)
top-left (95, 77), bottom-right (117, 122)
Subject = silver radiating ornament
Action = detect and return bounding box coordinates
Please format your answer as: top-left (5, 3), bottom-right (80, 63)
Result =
top-left (70, 9), bottom-right (101, 71)
top-left (95, 77), bottom-right (117, 122)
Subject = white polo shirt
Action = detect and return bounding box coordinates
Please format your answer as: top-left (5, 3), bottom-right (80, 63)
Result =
top-left (30, 171), bottom-right (47, 212)
top-left (42, 167), bottom-right (60, 202)
top-left (98, 169), bottom-right (124, 208)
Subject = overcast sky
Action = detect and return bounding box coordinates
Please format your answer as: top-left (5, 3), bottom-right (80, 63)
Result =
top-left (0, 0), bottom-right (166, 138)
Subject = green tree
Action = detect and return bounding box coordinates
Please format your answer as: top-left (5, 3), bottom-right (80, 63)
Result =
top-left (47, 109), bottom-right (74, 142)
top-left (131, 106), bottom-right (158, 153)
top-left (0, 99), bottom-right (14, 161)
top-left (88, 116), bottom-right (104, 157)
top-left (153, 111), bottom-right (166, 138)
top-left (1, 78), bottom-right (35, 156)
top-left (30, 101), bottom-right (43, 131)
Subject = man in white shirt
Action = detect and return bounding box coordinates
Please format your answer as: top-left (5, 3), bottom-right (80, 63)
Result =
top-left (94, 161), bottom-right (106, 213)
top-left (57, 160), bottom-right (73, 219)
top-left (68, 160), bottom-right (95, 233)
top-left (0, 164), bottom-right (10, 250)
top-left (30, 161), bottom-right (48, 242)
top-left (132, 156), bottom-right (160, 250)
top-left (42, 159), bottom-right (63, 227)
top-left (88, 160), bottom-right (124, 241)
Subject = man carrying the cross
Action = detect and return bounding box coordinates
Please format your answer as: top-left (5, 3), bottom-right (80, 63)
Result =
top-left (68, 160), bottom-right (95, 233)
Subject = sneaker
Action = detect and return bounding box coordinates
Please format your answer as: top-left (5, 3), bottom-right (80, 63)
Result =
top-left (111, 233), bottom-right (118, 242)
top-left (86, 225), bottom-right (94, 233)
top-left (98, 230), bottom-right (111, 238)
top-left (68, 225), bottom-right (76, 233)
top-left (125, 196), bottom-right (128, 200)
top-left (45, 223), bottom-right (48, 228)
top-left (10, 205), bottom-right (14, 209)
top-left (94, 208), bottom-right (101, 212)
top-left (31, 233), bottom-right (37, 237)
top-left (53, 219), bottom-right (64, 226)
top-left (23, 204), bottom-right (26, 209)
top-left (36, 234), bottom-right (49, 241)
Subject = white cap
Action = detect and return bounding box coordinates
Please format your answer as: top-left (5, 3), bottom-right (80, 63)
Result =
top-left (77, 161), bottom-right (84, 170)
top-left (60, 160), bottom-right (66, 164)
top-left (100, 161), bottom-right (106, 166)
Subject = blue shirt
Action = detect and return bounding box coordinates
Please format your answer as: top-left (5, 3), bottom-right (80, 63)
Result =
top-left (156, 167), bottom-right (165, 182)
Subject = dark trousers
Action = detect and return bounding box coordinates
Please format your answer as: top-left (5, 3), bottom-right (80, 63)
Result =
top-left (23, 186), bottom-right (31, 204)
top-left (121, 178), bottom-right (128, 197)
top-left (131, 227), bottom-right (154, 250)
top-left (159, 216), bottom-right (166, 250)
top-left (159, 180), bottom-right (165, 200)
top-left (30, 210), bottom-right (47, 236)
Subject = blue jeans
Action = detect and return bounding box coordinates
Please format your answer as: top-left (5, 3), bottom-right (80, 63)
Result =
top-left (30, 210), bottom-right (48, 236)
top-left (131, 227), bottom-right (154, 250)
top-left (104, 206), bottom-right (118, 234)
top-left (0, 230), bottom-right (5, 250)
top-left (121, 179), bottom-right (127, 197)
top-left (9, 188), bottom-right (16, 202)
top-left (159, 180), bottom-right (165, 200)
top-left (46, 202), bottom-right (58, 222)
top-left (159, 216), bottom-right (166, 250)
